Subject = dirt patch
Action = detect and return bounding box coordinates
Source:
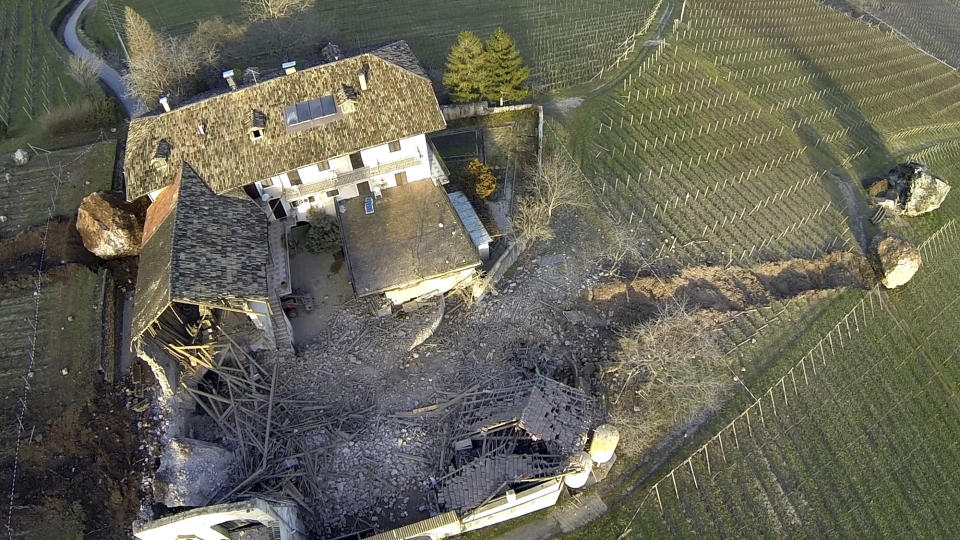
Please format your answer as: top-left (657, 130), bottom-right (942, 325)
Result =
top-left (0, 216), bottom-right (99, 275)
top-left (589, 252), bottom-right (872, 323)
top-left (5, 382), bottom-right (144, 538)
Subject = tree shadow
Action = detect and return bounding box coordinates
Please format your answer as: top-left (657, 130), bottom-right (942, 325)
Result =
top-left (786, 48), bottom-right (894, 254)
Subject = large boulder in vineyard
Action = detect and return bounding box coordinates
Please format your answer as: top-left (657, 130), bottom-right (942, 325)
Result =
top-left (903, 168), bottom-right (950, 217)
top-left (869, 232), bottom-right (921, 289)
top-left (76, 191), bottom-right (143, 259)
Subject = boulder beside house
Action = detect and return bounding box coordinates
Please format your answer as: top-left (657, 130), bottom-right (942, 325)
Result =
top-left (130, 163), bottom-right (282, 394)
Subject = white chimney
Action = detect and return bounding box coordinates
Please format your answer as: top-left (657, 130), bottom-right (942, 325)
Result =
top-left (358, 63), bottom-right (369, 91)
top-left (222, 69), bottom-right (237, 91)
top-left (158, 96), bottom-right (171, 113)
top-left (282, 61), bottom-right (297, 75)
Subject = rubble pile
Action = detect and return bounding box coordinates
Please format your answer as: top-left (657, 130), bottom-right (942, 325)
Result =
top-left (867, 162), bottom-right (951, 218)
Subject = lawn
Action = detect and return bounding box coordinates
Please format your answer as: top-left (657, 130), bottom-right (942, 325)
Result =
top-left (88, 0), bottom-right (660, 91)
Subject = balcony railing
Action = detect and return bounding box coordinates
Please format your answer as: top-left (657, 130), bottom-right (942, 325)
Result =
top-left (284, 156), bottom-right (422, 199)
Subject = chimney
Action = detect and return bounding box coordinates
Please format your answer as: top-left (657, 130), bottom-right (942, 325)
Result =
top-left (222, 69), bottom-right (237, 91)
top-left (358, 63), bottom-right (370, 91)
top-left (158, 96), bottom-right (171, 113)
top-left (282, 61), bottom-right (297, 75)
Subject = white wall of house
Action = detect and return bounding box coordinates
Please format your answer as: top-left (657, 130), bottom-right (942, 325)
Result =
top-left (259, 133), bottom-right (435, 220)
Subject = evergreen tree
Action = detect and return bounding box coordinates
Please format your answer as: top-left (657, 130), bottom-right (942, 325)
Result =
top-left (443, 31), bottom-right (486, 103)
top-left (482, 28), bottom-right (530, 105)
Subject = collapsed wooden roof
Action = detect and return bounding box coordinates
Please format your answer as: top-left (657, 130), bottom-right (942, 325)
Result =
top-left (124, 41), bottom-right (445, 201)
top-left (131, 162), bottom-right (270, 340)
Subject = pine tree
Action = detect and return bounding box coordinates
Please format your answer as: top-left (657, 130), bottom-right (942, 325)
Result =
top-left (443, 31), bottom-right (485, 103)
top-left (482, 28), bottom-right (530, 106)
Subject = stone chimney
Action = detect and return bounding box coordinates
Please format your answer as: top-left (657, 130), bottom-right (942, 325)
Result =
top-left (222, 69), bottom-right (237, 91)
top-left (282, 61), bottom-right (297, 75)
top-left (158, 96), bottom-right (171, 113)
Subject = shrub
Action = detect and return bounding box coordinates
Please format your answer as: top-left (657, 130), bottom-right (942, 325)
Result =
top-left (467, 158), bottom-right (497, 199)
top-left (41, 99), bottom-right (117, 135)
top-left (608, 300), bottom-right (730, 455)
top-left (303, 209), bottom-right (340, 253)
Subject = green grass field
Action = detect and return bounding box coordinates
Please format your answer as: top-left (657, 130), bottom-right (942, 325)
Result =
top-left (0, 0), bottom-right (93, 138)
top-left (90, 0), bottom-right (659, 91)
top-left (573, 224), bottom-right (960, 537)
top-left (553, 0), bottom-right (960, 536)
top-left (0, 139), bottom-right (117, 238)
top-left (863, 0), bottom-right (960, 69)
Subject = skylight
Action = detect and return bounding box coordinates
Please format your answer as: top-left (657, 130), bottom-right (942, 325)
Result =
top-left (284, 96), bottom-right (337, 127)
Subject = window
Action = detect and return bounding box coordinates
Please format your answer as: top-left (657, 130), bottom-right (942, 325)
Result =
top-left (288, 170), bottom-right (302, 186)
top-left (325, 189), bottom-right (339, 199)
top-left (395, 171), bottom-right (408, 185)
top-left (249, 127), bottom-right (264, 141)
top-left (388, 140), bottom-right (401, 152)
top-left (284, 95), bottom-right (337, 126)
top-left (349, 152), bottom-right (364, 170)
top-left (260, 177), bottom-right (274, 188)
top-left (317, 159), bottom-right (330, 171)
top-left (307, 195), bottom-right (316, 203)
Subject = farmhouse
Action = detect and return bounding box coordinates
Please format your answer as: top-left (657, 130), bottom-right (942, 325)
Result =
top-left (125, 41), bottom-right (484, 358)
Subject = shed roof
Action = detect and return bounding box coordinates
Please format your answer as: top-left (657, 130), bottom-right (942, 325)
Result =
top-left (131, 163), bottom-right (270, 339)
top-left (124, 41), bottom-right (445, 201)
top-left (338, 180), bottom-right (480, 296)
top-left (448, 191), bottom-right (492, 248)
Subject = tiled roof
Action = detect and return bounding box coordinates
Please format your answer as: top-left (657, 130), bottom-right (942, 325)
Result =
top-left (131, 163), bottom-right (269, 339)
top-left (124, 41), bottom-right (445, 201)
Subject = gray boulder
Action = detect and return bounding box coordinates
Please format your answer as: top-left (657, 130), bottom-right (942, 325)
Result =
top-left (76, 192), bottom-right (143, 259)
top-left (870, 232), bottom-right (921, 289)
top-left (903, 169), bottom-right (950, 217)
top-left (12, 149), bottom-right (29, 166)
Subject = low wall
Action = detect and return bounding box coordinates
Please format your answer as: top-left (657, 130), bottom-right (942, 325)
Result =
top-left (441, 102), bottom-right (538, 122)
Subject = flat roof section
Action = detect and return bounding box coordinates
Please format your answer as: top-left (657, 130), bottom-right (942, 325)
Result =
top-left (339, 180), bottom-right (480, 296)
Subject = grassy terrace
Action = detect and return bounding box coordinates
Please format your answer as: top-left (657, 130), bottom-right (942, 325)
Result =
top-left (557, 0), bottom-right (960, 536)
top-left (90, 0), bottom-right (658, 90)
top-left (567, 0), bottom-right (960, 352)
top-left (0, 0), bottom-right (93, 138)
top-left (575, 220), bottom-right (960, 537)
top-left (863, 0), bottom-right (960, 69)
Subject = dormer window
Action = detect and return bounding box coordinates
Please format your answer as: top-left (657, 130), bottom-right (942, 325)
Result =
top-left (152, 139), bottom-right (171, 170)
top-left (249, 109), bottom-right (267, 142)
top-left (284, 96), bottom-right (337, 129)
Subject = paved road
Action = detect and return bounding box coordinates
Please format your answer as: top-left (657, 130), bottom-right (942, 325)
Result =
top-left (63, 0), bottom-right (144, 117)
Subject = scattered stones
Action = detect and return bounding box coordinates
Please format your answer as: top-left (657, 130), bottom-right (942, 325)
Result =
top-left (12, 149), bottom-right (29, 166)
top-left (152, 438), bottom-right (234, 508)
top-left (76, 192), bottom-right (144, 259)
top-left (869, 232), bottom-right (921, 289)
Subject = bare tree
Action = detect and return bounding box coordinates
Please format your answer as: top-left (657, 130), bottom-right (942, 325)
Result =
top-left (607, 300), bottom-right (730, 455)
top-left (243, 0), bottom-right (316, 21)
top-left (122, 7), bottom-right (220, 104)
top-left (511, 150), bottom-right (588, 245)
top-left (524, 151), bottom-right (588, 219)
